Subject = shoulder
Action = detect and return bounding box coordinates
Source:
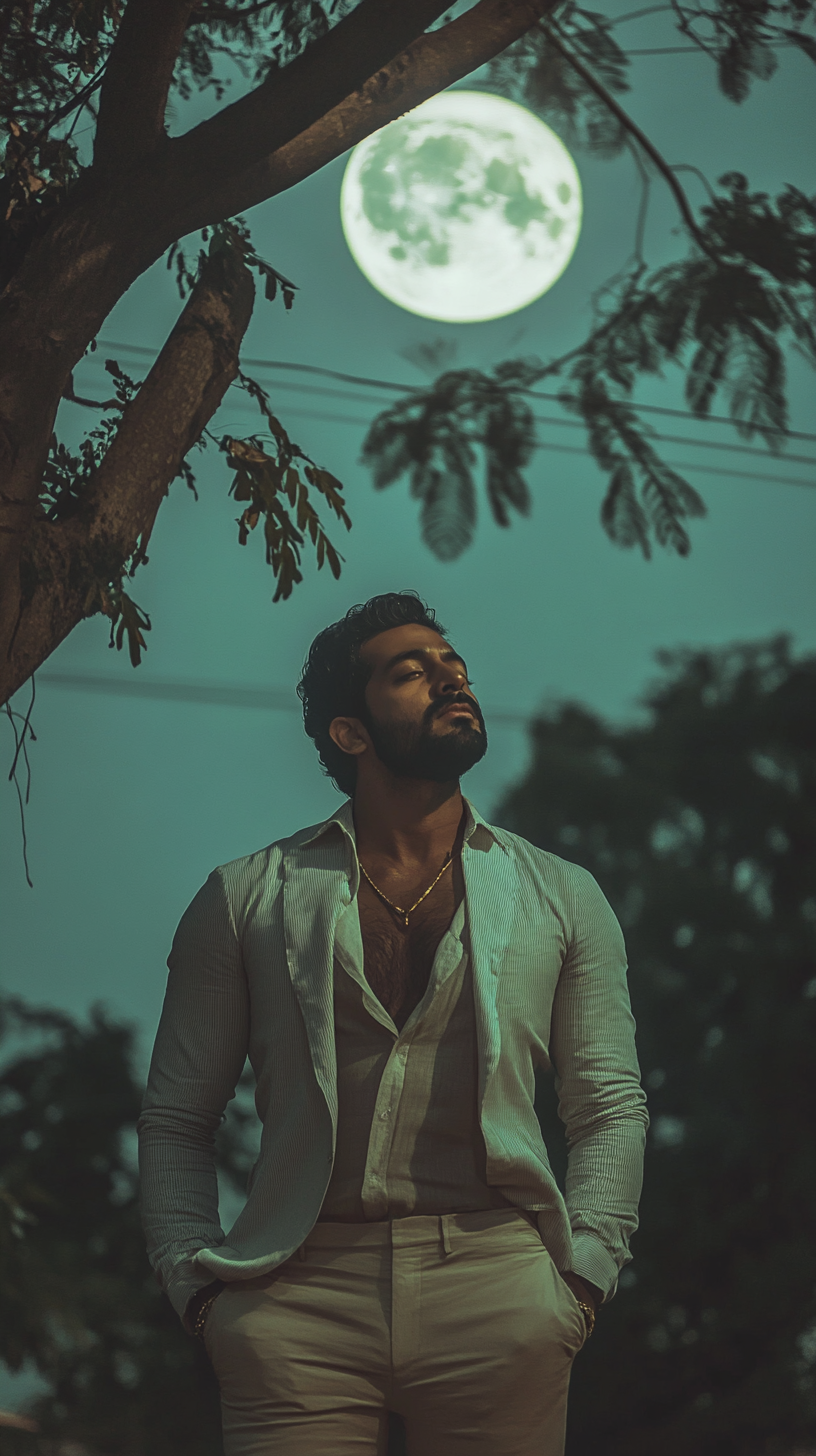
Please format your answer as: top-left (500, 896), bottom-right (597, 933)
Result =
top-left (489, 822), bottom-right (601, 899)
top-left (212, 816), bottom-right (334, 912)
top-left (491, 829), bottom-right (625, 966)
top-left (484, 822), bottom-right (620, 941)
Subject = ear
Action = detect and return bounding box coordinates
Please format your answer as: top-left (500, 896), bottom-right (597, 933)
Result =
top-left (329, 716), bottom-right (370, 758)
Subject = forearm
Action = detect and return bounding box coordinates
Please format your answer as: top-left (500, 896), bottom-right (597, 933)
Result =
top-left (137, 1105), bottom-right (226, 1318)
top-left (186, 1277), bottom-right (226, 1336)
top-left (139, 867), bottom-right (251, 1318)
top-left (564, 1114), bottom-right (648, 1298)
top-left (548, 865), bottom-right (649, 1301)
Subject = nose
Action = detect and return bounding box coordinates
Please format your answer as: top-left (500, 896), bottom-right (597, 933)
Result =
top-left (433, 662), bottom-right (469, 696)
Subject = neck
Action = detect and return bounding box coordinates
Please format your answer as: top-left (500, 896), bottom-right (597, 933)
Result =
top-left (352, 774), bottom-right (465, 867)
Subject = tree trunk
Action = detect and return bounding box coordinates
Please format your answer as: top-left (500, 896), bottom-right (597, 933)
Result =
top-left (0, 247), bottom-right (254, 705)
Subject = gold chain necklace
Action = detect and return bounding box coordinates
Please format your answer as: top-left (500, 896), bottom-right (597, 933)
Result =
top-left (359, 852), bottom-right (453, 927)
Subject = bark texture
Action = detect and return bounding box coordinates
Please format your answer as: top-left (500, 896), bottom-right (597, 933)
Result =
top-left (203, 0), bottom-right (553, 220)
top-left (0, 250), bottom-right (254, 704)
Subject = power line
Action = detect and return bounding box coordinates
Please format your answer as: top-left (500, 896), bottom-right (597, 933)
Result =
top-left (211, 373), bottom-right (816, 466)
top-left (215, 402), bottom-right (815, 489)
top-left (624, 42), bottom-right (799, 55)
top-left (38, 672), bottom-right (531, 727)
top-left (98, 340), bottom-right (816, 443)
top-left (84, 350), bottom-right (816, 483)
top-left (40, 672), bottom-right (299, 714)
top-left (90, 341), bottom-right (816, 485)
top-left (611, 4), bottom-right (673, 22)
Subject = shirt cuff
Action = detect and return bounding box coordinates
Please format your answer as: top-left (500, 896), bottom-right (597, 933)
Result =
top-left (164, 1259), bottom-right (221, 1329)
top-left (567, 1232), bottom-right (622, 1303)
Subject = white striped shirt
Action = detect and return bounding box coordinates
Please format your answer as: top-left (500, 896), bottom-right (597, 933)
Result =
top-left (137, 798), bottom-right (648, 1325)
top-left (322, 897), bottom-right (512, 1220)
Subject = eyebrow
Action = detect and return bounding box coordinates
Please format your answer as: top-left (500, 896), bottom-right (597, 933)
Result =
top-left (382, 646), bottom-right (469, 676)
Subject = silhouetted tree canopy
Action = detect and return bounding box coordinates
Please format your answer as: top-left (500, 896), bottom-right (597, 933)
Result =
top-left (0, 998), bottom-right (258, 1455)
top-left (0, 2), bottom-right (814, 703)
top-left (498, 634), bottom-right (816, 1455)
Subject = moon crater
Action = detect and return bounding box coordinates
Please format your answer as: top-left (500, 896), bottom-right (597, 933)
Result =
top-left (340, 91), bottom-right (583, 324)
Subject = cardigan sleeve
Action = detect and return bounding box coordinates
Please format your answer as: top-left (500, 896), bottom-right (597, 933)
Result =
top-left (137, 869), bottom-right (250, 1325)
top-left (548, 865), bottom-right (649, 1300)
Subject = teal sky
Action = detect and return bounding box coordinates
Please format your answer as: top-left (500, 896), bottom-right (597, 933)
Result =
top-left (2, 10), bottom-right (815, 1058)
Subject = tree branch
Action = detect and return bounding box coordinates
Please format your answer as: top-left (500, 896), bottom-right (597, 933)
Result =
top-left (172, 0), bottom-right (469, 193)
top-left (62, 375), bottom-right (119, 410)
top-left (0, 0), bottom-right (455, 635)
top-left (0, 0), bottom-right (553, 661)
top-left (0, 248), bottom-right (255, 706)
top-left (542, 19), bottom-right (719, 261)
top-left (94, 0), bottom-right (199, 172)
top-left (177, 0), bottom-right (556, 226)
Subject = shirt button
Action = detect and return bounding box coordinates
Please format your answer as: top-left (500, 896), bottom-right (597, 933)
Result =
top-left (379, 1109), bottom-right (391, 1120)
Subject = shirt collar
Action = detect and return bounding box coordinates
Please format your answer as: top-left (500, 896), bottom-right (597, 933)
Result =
top-left (299, 796), bottom-right (510, 861)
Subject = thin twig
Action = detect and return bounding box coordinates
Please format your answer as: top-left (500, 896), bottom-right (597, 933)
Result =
top-left (542, 19), bottom-right (719, 261)
top-left (62, 375), bottom-right (119, 410)
top-left (4, 675), bottom-right (36, 888)
top-left (9, 769), bottom-right (33, 888)
top-left (627, 139), bottom-right (651, 265)
top-left (671, 162), bottom-right (716, 202)
top-left (668, 0), bottom-right (718, 58)
top-left (538, 265), bottom-right (647, 382)
top-left (40, 62), bottom-right (107, 135)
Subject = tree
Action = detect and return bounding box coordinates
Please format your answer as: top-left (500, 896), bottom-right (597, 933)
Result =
top-left (0, 996), bottom-right (253, 1455)
top-left (1, 2), bottom-right (814, 706)
top-left (496, 635), bottom-right (816, 1455)
top-left (0, 997), bottom-right (419, 1455)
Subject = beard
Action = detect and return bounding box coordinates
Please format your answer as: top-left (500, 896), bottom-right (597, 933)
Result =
top-left (363, 694), bottom-right (488, 783)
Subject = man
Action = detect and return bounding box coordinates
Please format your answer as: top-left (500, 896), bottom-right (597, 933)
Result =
top-left (138, 591), bottom-right (648, 1456)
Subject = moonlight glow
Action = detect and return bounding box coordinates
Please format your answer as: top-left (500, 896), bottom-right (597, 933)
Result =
top-left (340, 90), bottom-right (583, 324)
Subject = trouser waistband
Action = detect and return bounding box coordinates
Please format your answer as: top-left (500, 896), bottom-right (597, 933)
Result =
top-left (302, 1207), bottom-right (538, 1252)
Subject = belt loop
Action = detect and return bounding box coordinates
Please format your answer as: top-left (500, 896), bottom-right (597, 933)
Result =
top-left (441, 1216), bottom-right (453, 1257)
top-left (297, 1242), bottom-right (307, 1261)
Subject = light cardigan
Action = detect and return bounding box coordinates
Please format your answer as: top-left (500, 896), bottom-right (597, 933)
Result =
top-left (137, 799), bottom-right (648, 1325)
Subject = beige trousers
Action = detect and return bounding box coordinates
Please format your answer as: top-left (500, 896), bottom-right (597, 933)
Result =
top-left (203, 1208), bottom-right (588, 1456)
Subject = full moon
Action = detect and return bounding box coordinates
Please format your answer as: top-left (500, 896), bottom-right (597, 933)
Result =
top-left (340, 90), bottom-right (582, 324)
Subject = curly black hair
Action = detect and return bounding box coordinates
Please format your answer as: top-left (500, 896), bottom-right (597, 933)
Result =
top-left (297, 591), bottom-right (446, 796)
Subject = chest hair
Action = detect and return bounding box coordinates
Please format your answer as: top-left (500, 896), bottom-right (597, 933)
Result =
top-left (359, 860), bottom-right (464, 1031)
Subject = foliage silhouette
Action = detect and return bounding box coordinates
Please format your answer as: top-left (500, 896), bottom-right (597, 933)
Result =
top-left (363, 171), bottom-right (815, 561)
top-left (497, 634), bottom-right (816, 1455)
top-left (0, 998), bottom-right (250, 1454)
top-left (363, 4), bottom-right (815, 561)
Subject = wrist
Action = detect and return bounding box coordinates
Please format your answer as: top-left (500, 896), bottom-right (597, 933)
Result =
top-left (577, 1277), bottom-right (603, 1310)
top-left (562, 1270), bottom-right (602, 1311)
top-left (186, 1279), bottom-right (224, 1332)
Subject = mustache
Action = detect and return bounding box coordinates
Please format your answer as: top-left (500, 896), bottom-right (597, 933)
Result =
top-left (425, 693), bottom-right (484, 728)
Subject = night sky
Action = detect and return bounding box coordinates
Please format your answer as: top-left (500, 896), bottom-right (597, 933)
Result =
top-left (2, 8), bottom-right (814, 1057)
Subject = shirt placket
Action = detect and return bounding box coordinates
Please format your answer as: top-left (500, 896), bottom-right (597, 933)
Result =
top-left (360, 907), bottom-right (467, 1219)
top-left (361, 1033), bottom-right (412, 1218)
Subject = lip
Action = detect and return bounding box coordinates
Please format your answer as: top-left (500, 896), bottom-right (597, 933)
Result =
top-left (437, 702), bottom-right (478, 721)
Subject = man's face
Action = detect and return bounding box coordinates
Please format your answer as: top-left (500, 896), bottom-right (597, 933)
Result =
top-left (354, 624), bottom-right (487, 783)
